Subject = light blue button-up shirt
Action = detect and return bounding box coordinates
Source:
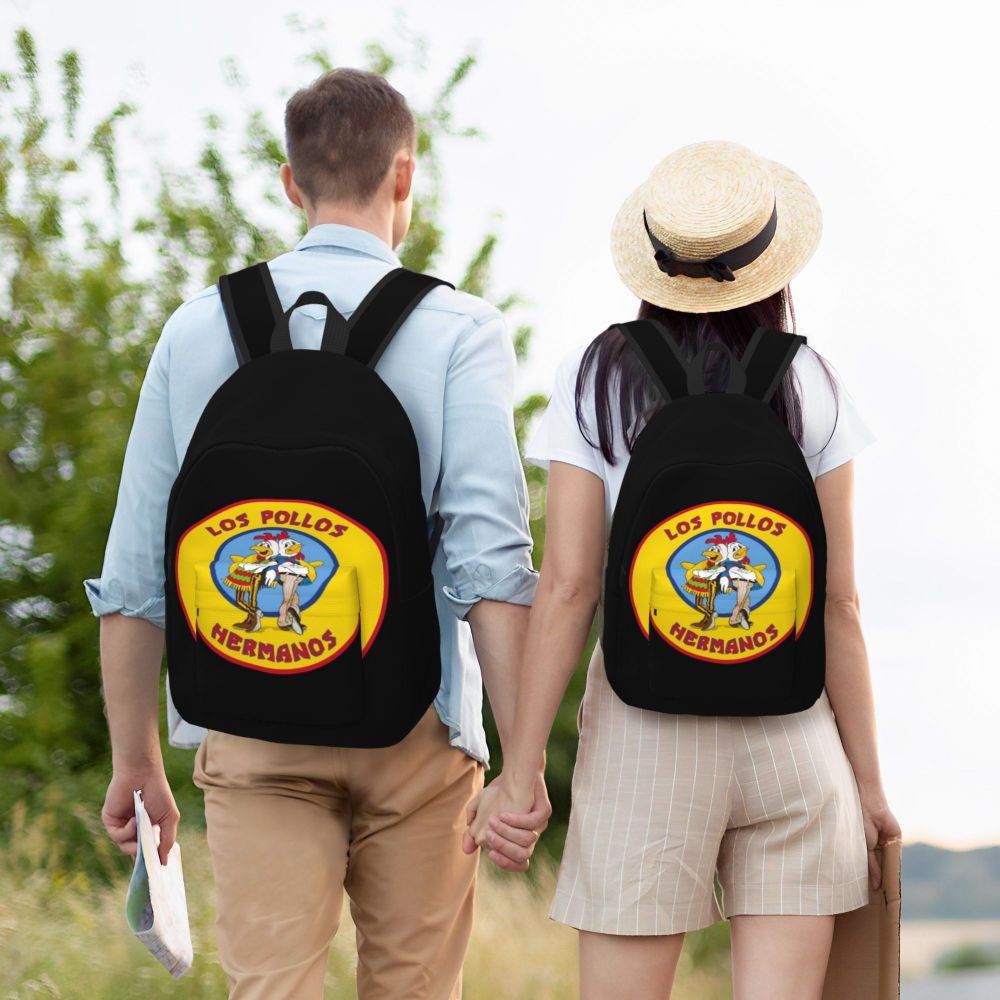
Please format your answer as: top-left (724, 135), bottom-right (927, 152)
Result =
top-left (84, 223), bottom-right (537, 765)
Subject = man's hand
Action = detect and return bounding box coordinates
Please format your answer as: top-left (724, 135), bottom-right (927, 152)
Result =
top-left (462, 771), bottom-right (551, 873)
top-left (102, 766), bottom-right (179, 868)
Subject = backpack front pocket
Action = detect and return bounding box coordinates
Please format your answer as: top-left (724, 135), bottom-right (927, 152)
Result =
top-left (646, 567), bottom-right (798, 706)
top-left (194, 564), bottom-right (365, 728)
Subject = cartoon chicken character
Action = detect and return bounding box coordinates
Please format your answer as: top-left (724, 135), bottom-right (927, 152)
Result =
top-left (271, 531), bottom-right (323, 635)
top-left (223, 535), bottom-right (278, 632)
top-left (725, 537), bottom-right (767, 630)
top-left (681, 535), bottom-right (730, 630)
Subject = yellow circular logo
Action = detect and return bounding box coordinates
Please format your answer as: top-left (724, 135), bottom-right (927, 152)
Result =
top-left (628, 501), bottom-right (814, 664)
top-left (175, 499), bottom-right (387, 674)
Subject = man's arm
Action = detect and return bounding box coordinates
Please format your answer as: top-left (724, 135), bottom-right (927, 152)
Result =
top-left (464, 598), bottom-right (550, 871)
top-left (100, 614), bottom-right (178, 867)
top-left (435, 310), bottom-right (538, 746)
top-left (88, 325), bottom-right (183, 866)
top-left (465, 599), bottom-right (528, 750)
top-left (433, 309), bottom-right (549, 869)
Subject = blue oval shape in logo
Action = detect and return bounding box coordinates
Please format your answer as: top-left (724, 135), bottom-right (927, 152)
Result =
top-left (210, 529), bottom-right (340, 616)
top-left (665, 531), bottom-right (781, 614)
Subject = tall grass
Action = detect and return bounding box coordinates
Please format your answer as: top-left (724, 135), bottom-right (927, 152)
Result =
top-left (1, 811), bottom-right (732, 999)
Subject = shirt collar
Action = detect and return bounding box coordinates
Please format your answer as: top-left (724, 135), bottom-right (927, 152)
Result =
top-left (294, 223), bottom-right (401, 266)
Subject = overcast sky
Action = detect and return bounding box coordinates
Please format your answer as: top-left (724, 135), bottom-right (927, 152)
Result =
top-left (3, 0), bottom-right (998, 848)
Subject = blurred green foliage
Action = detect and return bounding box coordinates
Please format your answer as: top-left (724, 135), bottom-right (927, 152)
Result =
top-left (935, 942), bottom-right (1000, 973)
top-left (0, 24), bottom-right (596, 876)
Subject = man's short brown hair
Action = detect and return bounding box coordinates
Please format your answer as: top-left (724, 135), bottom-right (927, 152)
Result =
top-left (284, 68), bottom-right (416, 206)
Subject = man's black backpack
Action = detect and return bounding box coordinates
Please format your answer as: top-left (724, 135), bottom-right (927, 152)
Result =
top-left (602, 319), bottom-right (827, 716)
top-left (164, 263), bottom-right (451, 747)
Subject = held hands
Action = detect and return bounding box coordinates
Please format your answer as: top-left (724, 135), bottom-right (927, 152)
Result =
top-left (462, 771), bottom-right (551, 873)
top-left (102, 765), bottom-right (179, 868)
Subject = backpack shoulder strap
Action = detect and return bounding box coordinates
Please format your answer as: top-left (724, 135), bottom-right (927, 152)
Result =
top-left (617, 319), bottom-right (691, 402)
top-left (218, 262), bottom-right (284, 366)
top-left (345, 269), bottom-right (454, 368)
top-left (740, 328), bottom-right (808, 404)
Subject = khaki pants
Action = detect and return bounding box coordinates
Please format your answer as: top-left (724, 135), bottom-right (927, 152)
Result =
top-left (192, 704), bottom-right (484, 999)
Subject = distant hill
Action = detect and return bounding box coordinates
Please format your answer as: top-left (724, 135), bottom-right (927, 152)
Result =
top-left (904, 843), bottom-right (1000, 919)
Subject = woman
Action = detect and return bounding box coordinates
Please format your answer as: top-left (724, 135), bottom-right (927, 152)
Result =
top-left (468, 140), bottom-right (900, 999)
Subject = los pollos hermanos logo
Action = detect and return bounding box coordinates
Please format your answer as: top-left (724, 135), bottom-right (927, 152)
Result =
top-left (629, 501), bottom-right (814, 664)
top-left (175, 499), bottom-right (388, 674)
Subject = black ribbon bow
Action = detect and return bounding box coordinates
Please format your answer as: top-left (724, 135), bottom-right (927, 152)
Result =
top-left (643, 211), bottom-right (736, 282)
top-left (642, 202), bottom-right (778, 284)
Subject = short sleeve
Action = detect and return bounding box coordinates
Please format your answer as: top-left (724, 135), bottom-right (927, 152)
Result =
top-left (795, 347), bottom-right (876, 478)
top-left (524, 347), bottom-right (602, 477)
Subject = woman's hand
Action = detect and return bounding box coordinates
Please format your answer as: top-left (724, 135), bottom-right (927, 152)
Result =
top-left (463, 771), bottom-right (551, 872)
top-left (859, 785), bottom-right (901, 890)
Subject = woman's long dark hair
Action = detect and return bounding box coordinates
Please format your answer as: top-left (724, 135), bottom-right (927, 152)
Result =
top-left (575, 286), bottom-right (834, 464)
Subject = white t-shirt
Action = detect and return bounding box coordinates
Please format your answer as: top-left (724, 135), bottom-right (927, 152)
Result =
top-left (525, 340), bottom-right (875, 526)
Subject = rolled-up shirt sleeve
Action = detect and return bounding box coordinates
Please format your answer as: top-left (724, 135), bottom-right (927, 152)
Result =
top-left (437, 311), bottom-right (538, 618)
top-left (83, 324), bottom-right (179, 629)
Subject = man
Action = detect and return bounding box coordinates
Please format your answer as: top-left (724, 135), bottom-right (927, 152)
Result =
top-left (87, 68), bottom-right (550, 999)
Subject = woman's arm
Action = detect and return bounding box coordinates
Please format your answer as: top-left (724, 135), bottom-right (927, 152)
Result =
top-left (816, 460), bottom-right (901, 887)
top-left (466, 460), bottom-right (606, 855)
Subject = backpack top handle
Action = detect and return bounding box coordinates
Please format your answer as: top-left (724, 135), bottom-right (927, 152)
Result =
top-left (269, 290), bottom-right (350, 355)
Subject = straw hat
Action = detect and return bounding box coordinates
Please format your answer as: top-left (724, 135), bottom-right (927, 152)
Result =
top-left (610, 140), bottom-right (822, 313)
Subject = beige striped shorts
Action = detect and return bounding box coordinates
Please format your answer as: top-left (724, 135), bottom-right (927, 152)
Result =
top-left (550, 643), bottom-right (870, 936)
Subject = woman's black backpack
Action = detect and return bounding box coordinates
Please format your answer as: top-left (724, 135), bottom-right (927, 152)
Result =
top-left (602, 319), bottom-right (827, 716)
top-left (164, 263), bottom-right (451, 747)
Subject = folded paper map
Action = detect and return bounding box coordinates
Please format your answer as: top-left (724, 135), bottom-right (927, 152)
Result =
top-left (124, 789), bottom-right (193, 977)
